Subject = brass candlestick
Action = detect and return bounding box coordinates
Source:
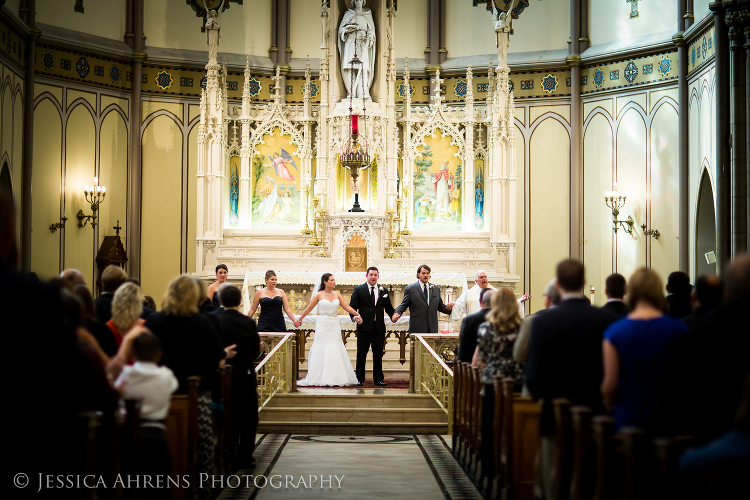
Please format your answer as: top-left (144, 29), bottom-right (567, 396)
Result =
top-left (315, 207), bottom-right (328, 257)
top-left (384, 208), bottom-right (398, 259)
top-left (308, 197), bottom-right (320, 246)
top-left (394, 198), bottom-right (405, 247)
top-left (400, 184), bottom-right (411, 235)
top-left (301, 184), bottom-right (313, 235)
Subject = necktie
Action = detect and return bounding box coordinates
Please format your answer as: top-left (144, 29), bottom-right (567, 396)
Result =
top-left (423, 284), bottom-right (429, 304)
top-left (371, 286), bottom-right (376, 305)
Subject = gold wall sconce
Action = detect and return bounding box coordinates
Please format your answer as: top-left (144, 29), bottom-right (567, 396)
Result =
top-left (641, 225), bottom-right (660, 239)
top-left (49, 216), bottom-right (68, 233)
top-left (604, 182), bottom-right (634, 236)
top-left (77, 177), bottom-right (106, 228)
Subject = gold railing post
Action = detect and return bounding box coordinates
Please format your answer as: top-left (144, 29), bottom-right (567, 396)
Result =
top-left (447, 370), bottom-right (454, 435)
top-left (409, 336), bottom-right (416, 393)
top-left (291, 338), bottom-right (298, 393)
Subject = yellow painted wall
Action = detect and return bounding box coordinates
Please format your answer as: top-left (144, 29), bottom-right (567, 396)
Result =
top-left (394, 0), bottom-right (428, 60)
top-left (64, 105), bottom-right (97, 286)
top-left (141, 115), bottom-right (182, 304)
top-left (187, 125), bottom-right (198, 275)
top-left (649, 101), bottom-right (679, 284)
top-left (445, 0), bottom-right (569, 59)
top-left (583, 112), bottom-right (614, 305)
top-left (514, 124), bottom-right (525, 292)
top-left (36, 0), bottom-right (126, 42)
top-left (290, 0), bottom-right (322, 60)
top-left (30, 98), bottom-right (61, 279)
top-left (98, 110), bottom-right (129, 250)
top-left (144, 0), bottom-right (272, 58)
top-left (529, 118), bottom-right (569, 313)
top-left (615, 108), bottom-right (647, 279)
top-left (590, 0), bottom-right (675, 46)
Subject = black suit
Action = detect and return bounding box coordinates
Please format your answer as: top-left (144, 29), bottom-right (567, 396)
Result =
top-left (667, 293), bottom-right (691, 319)
top-left (458, 308), bottom-right (489, 363)
top-left (601, 299), bottom-right (629, 319)
top-left (349, 283), bottom-right (396, 383)
top-left (212, 308), bottom-right (261, 463)
top-left (525, 297), bottom-right (617, 435)
top-left (94, 292), bottom-right (114, 324)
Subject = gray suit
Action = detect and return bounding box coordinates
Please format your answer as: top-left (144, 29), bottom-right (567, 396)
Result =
top-left (395, 281), bottom-right (452, 333)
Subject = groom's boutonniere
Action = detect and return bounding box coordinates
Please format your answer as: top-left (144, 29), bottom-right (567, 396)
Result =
top-left (378, 285), bottom-right (388, 297)
top-left (428, 284), bottom-right (436, 291)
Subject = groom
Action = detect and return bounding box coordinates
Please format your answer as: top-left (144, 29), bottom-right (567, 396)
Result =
top-left (392, 264), bottom-right (455, 333)
top-left (349, 267), bottom-right (396, 387)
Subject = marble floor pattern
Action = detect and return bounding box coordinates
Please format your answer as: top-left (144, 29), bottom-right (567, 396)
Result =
top-left (216, 434), bottom-right (482, 500)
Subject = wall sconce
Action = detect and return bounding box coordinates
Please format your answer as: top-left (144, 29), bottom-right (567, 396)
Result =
top-left (641, 224), bottom-right (660, 240)
top-left (604, 182), bottom-right (634, 235)
top-left (49, 216), bottom-right (68, 233)
top-left (77, 177), bottom-right (106, 228)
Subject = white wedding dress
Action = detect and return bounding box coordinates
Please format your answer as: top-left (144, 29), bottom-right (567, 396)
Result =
top-left (297, 298), bottom-right (359, 387)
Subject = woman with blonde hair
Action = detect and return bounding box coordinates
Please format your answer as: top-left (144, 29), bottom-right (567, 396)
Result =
top-left (107, 282), bottom-right (144, 347)
top-left (472, 287), bottom-right (525, 481)
top-left (601, 267), bottom-right (688, 433)
top-left (146, 274), bottom-right (225, 490)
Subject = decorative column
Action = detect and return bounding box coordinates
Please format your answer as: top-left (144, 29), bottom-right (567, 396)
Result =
top-left (746, 26), bottom-right (750, 250)
top-left (20, 0), bottom-right (38, 272)
top-left (127, 0), bottom-right (145, 278)
top-left (301, 58), bottom-right (316, 224)
top-left (462, 66), bottom-right (476, 232)
top-left (386, 3), bottom-right (398, 214)
top-left (400, 58), bottom-right (415, 232)
top-left (568, 0), bottom-right (583, 260)
top-left (316, 1), bottom-right (331, 208)
top-left (727, 9), bottom-right (747, 255)
top-left (239, 56), bottom-right (254, 229)
top-left (711, 3), bottom-right (731, 272)
top-left (675, 1), bottom-right (689, 272)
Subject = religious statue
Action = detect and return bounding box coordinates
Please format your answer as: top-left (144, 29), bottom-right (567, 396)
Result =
top-left (490, 0), bottom-right (518, 67)
top-left (205, 9), bottom-right (221, 64)
top-left (475, 181), bottom-right (484, 228)
top-left (229, 169), bottom-right (239, 227)
top-left (338, 0), bottom-right (376, 100)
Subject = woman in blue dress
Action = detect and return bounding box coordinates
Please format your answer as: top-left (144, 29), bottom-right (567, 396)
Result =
top-left (248, 270), bottom-right (299, 332)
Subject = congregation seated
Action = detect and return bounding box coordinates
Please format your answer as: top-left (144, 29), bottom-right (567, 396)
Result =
top-left (95, 264), bottom-right (128, 323)
top-left (108, 282), bottom-right (145, 348)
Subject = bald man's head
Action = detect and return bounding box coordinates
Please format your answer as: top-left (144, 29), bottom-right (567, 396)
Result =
top-left (60, 269), bottom-right (85, 287)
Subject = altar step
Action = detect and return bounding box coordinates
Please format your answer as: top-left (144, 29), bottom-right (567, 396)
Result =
top-left (258, 391), bottom-right (448, 435)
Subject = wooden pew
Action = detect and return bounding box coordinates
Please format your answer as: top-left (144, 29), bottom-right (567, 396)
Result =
top-left (569, 406), bottom-right (594, 500)
top-left (552, 398), bottom-right (573, 500)
top-left (218, 365), bottom-right (234, 474)
top-left (471, 366), bottom-right (483, 482)
top-left (501, 377), bottom-right (540, 500)
top-left (491, 375), bottom-right (506, 498)
top-left (166, 376), bottom-right (200, 500)
top-left (592, 415), bottom-right (622, 500)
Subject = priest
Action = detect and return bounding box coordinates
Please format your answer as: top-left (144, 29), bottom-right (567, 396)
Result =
top-left (451, 270), bottom-right (529, 320)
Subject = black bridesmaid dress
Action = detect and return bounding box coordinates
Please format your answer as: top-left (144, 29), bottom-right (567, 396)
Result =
top-left (257, 296), bottom-right (287, 332)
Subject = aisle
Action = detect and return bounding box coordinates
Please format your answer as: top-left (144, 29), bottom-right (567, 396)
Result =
top-left (216, 433), bottom-right (482, 500)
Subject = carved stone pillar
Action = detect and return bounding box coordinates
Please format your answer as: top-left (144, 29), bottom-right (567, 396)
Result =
top-left (727, 9), bottom-right (748, 255)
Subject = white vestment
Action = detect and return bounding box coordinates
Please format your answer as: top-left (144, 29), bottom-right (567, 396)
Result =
top-left (451, 283), bottom-right (525, 321)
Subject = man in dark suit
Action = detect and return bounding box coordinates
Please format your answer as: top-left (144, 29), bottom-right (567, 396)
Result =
top-left (525, 259), bottom-right (617, 497)
top-left (601, 273), bottom-right (629, 319)
top-left (212, 283), bottom-right (261, 468)
top-left (682, 274), bottom-right (723, 332)
top-left (95, 265), bottom-right (128, 323)
top-left (457, 287), bottom-right (494, 363)
top-left (666, 271), bottom-right (692, 318)
top-left (349, 267), bottom-right (396, 387)
top-left (393, 264), bottom-right (455, 334)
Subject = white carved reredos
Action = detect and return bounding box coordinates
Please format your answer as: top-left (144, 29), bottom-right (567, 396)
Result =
top-left (249, 117), bottom-right (305, 160)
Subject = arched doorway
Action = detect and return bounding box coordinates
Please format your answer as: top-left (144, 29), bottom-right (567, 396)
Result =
top-left (695, 169), bottom-right (717, 276)
top-left (0, 161), bottom-right (12, 201)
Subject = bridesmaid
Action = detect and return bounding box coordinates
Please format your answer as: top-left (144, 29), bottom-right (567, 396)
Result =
top-left (248, 270), bottom-right (299, 332)
top-left (207, 264), bottom-right (228, 310)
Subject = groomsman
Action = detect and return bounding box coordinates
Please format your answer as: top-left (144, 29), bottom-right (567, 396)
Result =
top-left (393, 264), bottom-right (455, 333)
top-left (349, 267), bottom-right (396, 387)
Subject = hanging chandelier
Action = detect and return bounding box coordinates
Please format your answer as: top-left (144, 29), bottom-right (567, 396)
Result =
top-left (341, 33), bottom-right (370, 212)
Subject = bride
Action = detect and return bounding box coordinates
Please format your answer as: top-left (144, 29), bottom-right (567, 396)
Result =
top-left (295, 273), bottom-right (362, 387)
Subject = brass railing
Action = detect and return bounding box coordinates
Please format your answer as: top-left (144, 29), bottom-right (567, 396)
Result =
top-left (255, 333), bottom-right (297, 411)
top-left (412, 334), bottom-right (455, 434)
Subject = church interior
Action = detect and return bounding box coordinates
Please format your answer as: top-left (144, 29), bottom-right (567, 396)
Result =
top-left (1, 0), bottom-right (748, 499)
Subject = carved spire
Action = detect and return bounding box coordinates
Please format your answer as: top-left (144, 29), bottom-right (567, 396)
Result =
top-left (272, 65), bottom-right (283, 104)
top-left (431, 69), bottom-right (444, 110)
top-left (242, 55), bottom-right (251, 116)
top-left (403, 57), bottom-right (411, 118)
top-left (465, 65), bottom-right (474, 118)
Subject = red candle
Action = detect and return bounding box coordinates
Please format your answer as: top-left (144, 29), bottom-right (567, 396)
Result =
top-left (351, 114), bottom-right (359, 135)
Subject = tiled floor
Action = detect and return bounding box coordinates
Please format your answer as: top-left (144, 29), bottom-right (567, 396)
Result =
top-left (216, 434), bottom-right (482, 500)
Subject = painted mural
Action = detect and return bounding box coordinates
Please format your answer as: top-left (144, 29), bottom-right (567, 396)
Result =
top-left (474, 156), bottom-right (485, 230)
top-left (251, 127), bottom-right (301, 229)
top-left (229, 155), bottom-right (240, 228)
top-left (413, 129), bottom-right (462, 232)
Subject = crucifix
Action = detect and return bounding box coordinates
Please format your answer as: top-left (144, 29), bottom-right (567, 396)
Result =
top-left (626, 0), bottom-right (641, 19)
top-left (113, 220), bottom-right (122, 236)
